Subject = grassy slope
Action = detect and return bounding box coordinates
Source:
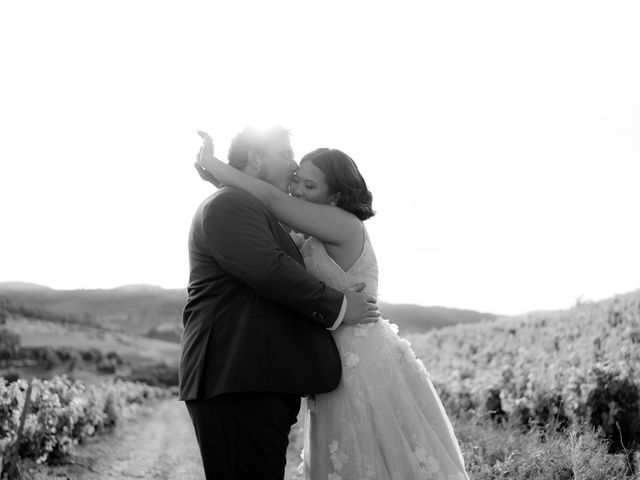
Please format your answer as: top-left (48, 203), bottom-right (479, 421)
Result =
top-left (4, 316), bottom-right (180, 366)
top-left (408, 288), bottom-right (640, 399)
top-left (0, 286), bottom-right (498, 337)
top-left (0, 288), bottom-right (187, 335)
top-left (286, 289), bottom-right (640, 479)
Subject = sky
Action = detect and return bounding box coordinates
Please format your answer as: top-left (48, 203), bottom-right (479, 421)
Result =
top-left (1, 1), bottom-right (639, 315)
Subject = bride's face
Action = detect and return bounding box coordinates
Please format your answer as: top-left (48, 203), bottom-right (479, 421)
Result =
top-left (290, 160), bottom-right (337, 205)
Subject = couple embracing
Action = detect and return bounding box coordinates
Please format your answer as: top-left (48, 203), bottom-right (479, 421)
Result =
top-left (179, 126), bottom-right (469, 480)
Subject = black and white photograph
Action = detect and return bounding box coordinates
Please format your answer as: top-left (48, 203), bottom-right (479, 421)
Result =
top-left (1, 1), bottom-right (640, 479)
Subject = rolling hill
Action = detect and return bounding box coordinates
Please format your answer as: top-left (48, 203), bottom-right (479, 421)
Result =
top-left (0, 283), bottom-right (501, 338)
top-left (0, 281), bottom-right (52, 291)
top-left (379, 303), bottom-right (499, 334)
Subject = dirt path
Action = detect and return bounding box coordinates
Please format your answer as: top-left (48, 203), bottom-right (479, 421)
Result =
top-left (27, 397), bottom-right (305, 480)
top-left (67, 398), bottom-right (205, 480)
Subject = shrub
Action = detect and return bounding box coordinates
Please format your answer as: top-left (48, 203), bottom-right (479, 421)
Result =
top-left (585, 364), bottom-right (640, 453)
top-left (96, 360), bottom-right (117, 374)
top-left (0, 376), bottom-right (170, 465)
top-left (80, 348), bottom-right (103, 363)
top-left (3, 371), bottom-right (20, 384)
top-left (125, 363), bottom-right (179, 388)
top-left (105, 351), bottom-right (124, 365)
top-left (0, 329), bottom-right (20, 360)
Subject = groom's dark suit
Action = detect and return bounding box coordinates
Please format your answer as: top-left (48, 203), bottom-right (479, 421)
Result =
top-left (180, 186), bottom-right (343, 479)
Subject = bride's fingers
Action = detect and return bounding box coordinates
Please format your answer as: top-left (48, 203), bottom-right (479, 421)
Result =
top-left (197, 130), bottom-right (212, 142)
top-left (197, 131), bottom-right (214, 157)
top-left (198, 131), bottom-right (214, 151)
top-left (201, 140), bottom-right (214, 159)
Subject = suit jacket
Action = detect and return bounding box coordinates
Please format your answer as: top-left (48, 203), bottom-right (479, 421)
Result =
top-left (179, 187), bottom-right (343, 401)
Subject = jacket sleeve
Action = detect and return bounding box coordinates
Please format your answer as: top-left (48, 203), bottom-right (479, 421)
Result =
top-left (202, 189), bottom-right (344, 328)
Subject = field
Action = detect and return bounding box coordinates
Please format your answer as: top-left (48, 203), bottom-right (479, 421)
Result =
top-left (0, 315), bottom-right (182, 478)
top-left (2, 287), bottom-right (640, 478)
top-left (4, 317), bottom-right (179, 367)
top-left (406, 289), bottom-right (640, 478)
top-left (0, 284), bottom-right (498, 339)
top-left (282, 289), bottom-right (640, 479)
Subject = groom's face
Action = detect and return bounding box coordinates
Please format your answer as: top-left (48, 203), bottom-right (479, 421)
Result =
top-left (257, 138), bottom-right (297, 193)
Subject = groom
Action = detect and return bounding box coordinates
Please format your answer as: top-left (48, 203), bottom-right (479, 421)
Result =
top-left (180, 125), bottom-right (378, 480)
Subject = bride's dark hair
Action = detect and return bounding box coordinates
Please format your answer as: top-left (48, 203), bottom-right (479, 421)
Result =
top-left (300, 148), bottom-right (375, 221)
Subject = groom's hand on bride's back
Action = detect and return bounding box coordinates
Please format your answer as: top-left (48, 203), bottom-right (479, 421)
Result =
top-left (342, 283), bottom-right (380, 326)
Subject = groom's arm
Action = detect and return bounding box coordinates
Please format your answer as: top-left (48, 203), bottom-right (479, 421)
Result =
top-left (203, 188), bottom-right (345, 329)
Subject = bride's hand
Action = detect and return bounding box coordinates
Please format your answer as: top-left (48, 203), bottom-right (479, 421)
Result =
top-left (197, 130), bottom-right (214, 167)
top-left (194, 161), bottom-right (219, 184)
top-left (194, 131), bottom-right (222, 187)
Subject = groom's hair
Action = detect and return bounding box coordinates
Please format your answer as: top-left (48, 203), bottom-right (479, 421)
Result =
top-left (228, 126), bottom-right (291, 170)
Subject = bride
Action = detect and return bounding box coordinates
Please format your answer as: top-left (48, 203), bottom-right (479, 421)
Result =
top-left (196, 132), bottom-right (469, 480)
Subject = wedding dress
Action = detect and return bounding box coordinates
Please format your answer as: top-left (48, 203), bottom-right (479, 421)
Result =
top-left (295, 228), bottom-right (469, 480)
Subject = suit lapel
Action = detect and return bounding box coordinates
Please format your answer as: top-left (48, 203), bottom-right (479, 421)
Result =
top-left (268, 212), bottom-right (304, 264)
top-left (280, 224), bottom-right (303, 254)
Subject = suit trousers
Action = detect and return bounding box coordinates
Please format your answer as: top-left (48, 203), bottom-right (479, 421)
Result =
top-left (185, 392), bottom-right (301, 480)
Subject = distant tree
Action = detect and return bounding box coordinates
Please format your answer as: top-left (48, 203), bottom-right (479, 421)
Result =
top-left (146, 326), bottom-right (182, 343)
top-left (0, 328), bottom-right (20, 359)
top-left (126, 362), bottom-right (179, 388)
top-left (106, 351), bottom-right (124, 365)
top-left (80, 348), bottom-right (104, 363)
top-left (39, 347), bottom-right (61, 370)
top-left (97, 360), bottom-right (116, 374)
